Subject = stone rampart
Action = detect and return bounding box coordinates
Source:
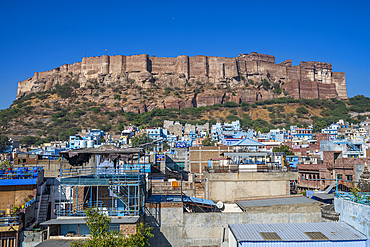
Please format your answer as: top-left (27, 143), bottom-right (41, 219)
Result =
top-left (17, 52), bottom-right (348, 102)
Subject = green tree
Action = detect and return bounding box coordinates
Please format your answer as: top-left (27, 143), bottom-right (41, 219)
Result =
top-left (19, 136), bottom-right (40, 146)
top-left (130, 134), bottom-right (152, 147)
top-left (0, 160), bottom-right (12, 170)
top-left (0, 135), bottom-right (9, 151)
top-left (118, 123), bottom-right (125, 132)
top-left (262, 79), bottom-right (270, 91)
top-left (296, 107), bottom-right (309, 115)
top-left (202, 137), bottom-right (215, 146)
top-left (85, 208), bottom-right (111, 237)
top-left (272, 145), bottom-right (294, 155)
top-left (313, 120), bottom-right (327, 133)
top-left (72, 208), bottom-right (153, 247)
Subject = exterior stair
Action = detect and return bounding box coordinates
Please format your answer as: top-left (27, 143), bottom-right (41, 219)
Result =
top-left (37, 194), bottom-right (49, 223)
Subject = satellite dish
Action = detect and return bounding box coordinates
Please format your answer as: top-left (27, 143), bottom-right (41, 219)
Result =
top-left (216, 201), bottom-right (224, 209)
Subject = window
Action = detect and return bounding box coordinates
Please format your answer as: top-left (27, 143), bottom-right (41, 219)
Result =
top-left (1, 238), bottom-right (15, 247)
top-left (337, 174), bottom-right (343, 179)
top-left (347, 175), bottom-right (353, 181)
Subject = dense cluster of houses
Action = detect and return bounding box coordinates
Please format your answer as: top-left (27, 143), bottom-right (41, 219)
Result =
top-left (2, 118), bottom-right (370, 246)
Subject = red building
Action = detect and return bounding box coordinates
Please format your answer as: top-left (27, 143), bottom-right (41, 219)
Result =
top-left (297, 151), bottom-right (369, 192)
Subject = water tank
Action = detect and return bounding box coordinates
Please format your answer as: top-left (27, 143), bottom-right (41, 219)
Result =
top-left (80, 140), bottom-right (87, 148)
top-left (87, 140), bottom-right (94, 148)
top-left (216, 201), bottom-right (224, 210)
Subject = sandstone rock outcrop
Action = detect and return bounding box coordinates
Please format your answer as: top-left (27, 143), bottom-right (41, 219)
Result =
top-left (17, 52), bottom-right (348, 112)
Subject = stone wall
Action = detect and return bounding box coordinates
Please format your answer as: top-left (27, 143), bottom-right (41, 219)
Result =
top-left (17, 52), bottom-right (348, 102)
top-left (282, 79), bottom-right (339, 100)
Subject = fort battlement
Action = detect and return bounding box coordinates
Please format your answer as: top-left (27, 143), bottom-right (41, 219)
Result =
top-left (17, 52), bottom-right (347, 104)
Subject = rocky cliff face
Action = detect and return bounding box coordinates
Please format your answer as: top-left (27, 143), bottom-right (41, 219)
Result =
top-left (17, 52), bottom-right (347, 113)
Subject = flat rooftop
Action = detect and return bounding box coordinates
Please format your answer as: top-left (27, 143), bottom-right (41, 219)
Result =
top-left (235, 196), bottom-right (317, 210)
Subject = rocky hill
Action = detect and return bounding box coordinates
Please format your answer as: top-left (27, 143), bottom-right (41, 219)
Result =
top-left (17, 52), bottom-right (347, 113)
top-left (0, 52), bottom-right (355, 145)
top-left (2, 91), bottom-right (368, 146)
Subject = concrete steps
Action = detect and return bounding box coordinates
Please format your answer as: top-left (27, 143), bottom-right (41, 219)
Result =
top-left (38, 194), bottom-right (49, 223)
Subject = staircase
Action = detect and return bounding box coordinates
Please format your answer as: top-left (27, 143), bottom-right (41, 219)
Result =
top-left (37, 194), bottom-right (49, 223)
top-left (108, 176), bottom-right (131, 214)
top-left (109, 186), bottom-right (129, 207)
top-left (324, 181), bottom-right (336, 193)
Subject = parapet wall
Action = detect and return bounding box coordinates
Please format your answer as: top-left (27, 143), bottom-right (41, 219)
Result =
top-left (204, 171), bottom-right (298, 202)
top-left (146, 200), bottom-right (321, 247)
top-left (335, 197), bottom-right (370, 237)
top-left (17, 52), bottom-right (348, 101)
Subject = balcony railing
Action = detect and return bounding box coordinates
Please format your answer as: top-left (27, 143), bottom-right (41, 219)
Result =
top-left (0, 214), bottom-right (19, 227)
top-left (335, 191), bottom-right (370, 206)
top-left (0, 167), bottom-right (42, 180)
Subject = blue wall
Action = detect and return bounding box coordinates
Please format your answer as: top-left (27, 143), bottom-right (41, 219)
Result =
top-left (61, 223), bottom-right (120, 236)
top-left (335, 197), bottom-right (370, 238)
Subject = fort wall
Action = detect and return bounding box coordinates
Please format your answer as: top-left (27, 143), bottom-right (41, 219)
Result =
top-left (16, 52), bottom-right (348, 102)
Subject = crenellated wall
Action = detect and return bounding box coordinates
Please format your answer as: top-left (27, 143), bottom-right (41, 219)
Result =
top-left (16, 52), bottom-right (348, 101)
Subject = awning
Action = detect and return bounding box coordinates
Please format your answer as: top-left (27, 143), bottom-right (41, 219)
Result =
top-left (231, 138), bottom-right (266, 146)
top-left (312, 193), bottom-right (334, 200)
top-left (40, 216), bottom-right (140, 225)
top-left (147, 195), bottom-right (216, 207)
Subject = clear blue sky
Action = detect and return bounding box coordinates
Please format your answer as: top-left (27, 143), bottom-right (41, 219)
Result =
top-left (1, 0), bottom-right (369, 109)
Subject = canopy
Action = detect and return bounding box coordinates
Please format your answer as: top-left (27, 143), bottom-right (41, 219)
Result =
top-left (231, 138), bottom-right (265, 146)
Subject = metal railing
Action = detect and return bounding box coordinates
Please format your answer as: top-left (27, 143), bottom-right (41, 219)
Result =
top-left (206, 165), bottom-right (296, 173)
top-left (335, 191), bottom-right (370, 206)
top-left (57, 208), bottom-right (142, 217)
top-left (0, 214), bottom-right (19, 227)
top-left (61, 167), bottom-right (147, 178)
top-left (25, 198), bottom-right (36, 208)
top-left (0, 167), bottom-right (42, 180)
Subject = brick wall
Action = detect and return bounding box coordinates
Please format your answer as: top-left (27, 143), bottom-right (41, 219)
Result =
top-left (13, 153), bottom-right (38, 165)
top-left (72, 186), bottom-right (85, 212)
top-left (298, 154), bottom-right (370, 191)
top-left (189, 146), bottom-right (231, 176)
top-left (120, 223), bottom-right (137, 235)
top-left (0, 185), bottom-right (36, 211)
top-left (316, 133), bottom-right (329, 146)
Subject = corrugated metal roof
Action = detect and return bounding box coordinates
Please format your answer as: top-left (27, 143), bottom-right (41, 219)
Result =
top-left (231, 138), bottom-right (266, 146)
top-left (235, 196), bottom-right (317, 210)
top-left (229, 222), bottom-right (367, 242)
top-left (312, 193), bottom-right (335, 200)
top-left (36, 239), bottom-right (79, 247)
top-left (147, 195), bottom-right (216, 206)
